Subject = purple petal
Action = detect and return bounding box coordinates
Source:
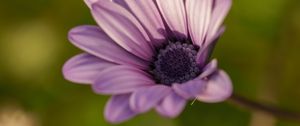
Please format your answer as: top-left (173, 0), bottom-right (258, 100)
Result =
top-left (173, 79), bottom-right (206, 99)
top-left (68, 25), bottom-right (149, 70)
top-left (186, 0), bottom-right (212, 46)
top-left (156, 0), bottom-right (188, 38)
top-left (91, 1), bottom-right (154, 61)
top-left (173, 59), bottom-right (218, 99)
top-left (125, 0), bottom-right (166, 46)
top-left (92, 65), bottom-right (155, 95)
top-left (104, 94), bottom-right (137, 124)
top-left (112, 0), bottom-right (131, 10)
top-left (196, 70), bottom-right (233, 103)
top-left (155, 91), bottom-right (186, 118)
top-left (199, 59), bottom-right (218, 78)
top-left (84, 0), bottom-right (98, 8)
top-left (85, 0), bottom-right (130, 10)
top-left (130, 85), bottom-right (172, 113)
top-left (196, 27), bottom-right (225, 67)
top-left (206, 0), bottom-right (232, 43)
top-left (63, 53), bottom-right (116, 84)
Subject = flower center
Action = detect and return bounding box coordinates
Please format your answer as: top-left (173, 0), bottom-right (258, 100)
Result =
top-left (152, 42), bottom-right (201, 85)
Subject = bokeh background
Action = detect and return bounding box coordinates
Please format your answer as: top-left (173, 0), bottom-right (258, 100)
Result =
top-left (0, 0), bottom-right (300, 126)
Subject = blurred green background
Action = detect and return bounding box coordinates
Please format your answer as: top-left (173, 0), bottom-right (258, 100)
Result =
top-left (0, 0), bottom-right (300, 126)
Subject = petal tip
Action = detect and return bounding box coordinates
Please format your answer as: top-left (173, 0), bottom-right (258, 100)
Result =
top-left (62, 56), bottom-right (81, 84)
top-left (62, 62), bottom-right (72, 81)
top-left (84, 0), bottom-right (98, 9)
top-left (67, 25), bottom-right (94, 45)
top-left (197, 70), bottom-right (233, 103)
top-left (104, 95), bottom-right (137, 124)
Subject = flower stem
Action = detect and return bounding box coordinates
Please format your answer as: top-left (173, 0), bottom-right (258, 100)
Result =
top-left (229, 93), bottom-right (300, 122)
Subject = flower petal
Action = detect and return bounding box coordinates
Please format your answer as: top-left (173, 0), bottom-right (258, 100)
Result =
top-left (196, 27), bottom-right (225, 67)
top-left (155, 91), bottom-right (186, 118)
top-left (156, 0), bottom-right (187, 38)
top-left (85, 0), bottom-right (131, 12)
top-left (85, 0), bottom-right (160, 42)
top-left (63, 53), bottom-right (116, 84)
top-left (91, 1), bottom-right (154, 61)
top-left (125, 0), bottom-right (166, 46)
top-left (84, 0), bottom-right (98, 9)
top-left (68, 25), bottom-right (148, 70)
top-left (104, 94), bottom-right (137, 124)
top-left (92, 65), bottom-right (155, 95)
top-left (130, 85), bottom-right (172, 113)
top-left (199, 59), bottom-right (218, 78)
top-left (196, 70), bottom-right (233, 103)
top-left (173, 79), bottom-right (206, 99)
top-left (173, 59), bottom-right (218, 99)
top-left (206, 0), bottom-right (232, 43)
top-left (186, 0), bottom-right (213, 46)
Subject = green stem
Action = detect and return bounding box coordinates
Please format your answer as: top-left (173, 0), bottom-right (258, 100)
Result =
top-left (229, 93), bottom-right (300, 122)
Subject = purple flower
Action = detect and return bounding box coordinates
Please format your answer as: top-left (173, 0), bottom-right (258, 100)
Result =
top-left (63, 0), bottom-right (232, 124)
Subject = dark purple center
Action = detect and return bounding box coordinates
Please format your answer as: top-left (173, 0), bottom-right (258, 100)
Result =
top-left (152, 42), bottom-right (200, 85)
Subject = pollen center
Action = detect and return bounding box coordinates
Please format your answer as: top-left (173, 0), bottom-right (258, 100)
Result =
top-left (152, 42), bottom-right (200, 85)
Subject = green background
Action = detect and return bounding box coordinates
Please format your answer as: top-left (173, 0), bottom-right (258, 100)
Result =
top-left (0, 0), bottom-right (300, 126)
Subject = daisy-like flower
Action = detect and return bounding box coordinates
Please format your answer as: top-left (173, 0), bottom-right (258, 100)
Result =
top-left (63, 0), bottom-right (232, 124)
